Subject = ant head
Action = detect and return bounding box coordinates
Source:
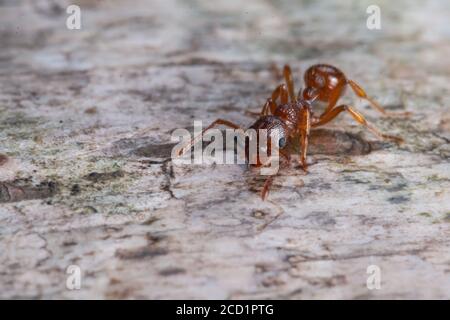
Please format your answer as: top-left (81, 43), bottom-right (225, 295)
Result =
top-left (245, 116), bottom-right (287, 166)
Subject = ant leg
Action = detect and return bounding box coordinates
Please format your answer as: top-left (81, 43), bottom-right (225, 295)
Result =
top-left (300, 87), bottom-right (321, 102)
top-left (260, 98), bottom-right (277, 116)
top-left (280, 149), bottom-right (291, 166)
top-left (283, 65), bottom-right (296, 102)
top-left (297, 88), bottom-right (303, 101)
top-left (271, 84), bottom-right (289, 105)
top-left (259, 99), bottom-right (271, 116)
top-left (298, 106), bottom-right (311, 171)
top-left (245, 98), bottom-right (277, 117)
top-left (178, 119), bottom-right (243, 156)
top-left (319, 85), bottom-right (343, 117)
top-left (348, 79), bottom-right (411, 117)
top-left (312, 104), bottom-right (404, 144)
top-left (270, 62), bottom-right (282, 81)
top-left (260, 150), bottom-right (291, 200)
top-left (269, 98), bottom-right (278, 114)
top-left (261, 176), bottom-right (274, 200)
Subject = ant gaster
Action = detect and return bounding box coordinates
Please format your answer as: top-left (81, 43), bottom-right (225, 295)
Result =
top-left (179, 64), bottom-right (409, 199)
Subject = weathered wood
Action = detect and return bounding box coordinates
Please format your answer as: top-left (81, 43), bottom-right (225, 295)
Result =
top-left (0, 0), bottom-right (449, 299)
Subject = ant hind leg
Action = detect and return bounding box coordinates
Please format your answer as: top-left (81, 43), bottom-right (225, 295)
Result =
top-left (260, 148), bottom-right (292, 200)
top-left (178, 119), bottom-right (243, 156)
top-left (261, 175), bottom-right (274, 200)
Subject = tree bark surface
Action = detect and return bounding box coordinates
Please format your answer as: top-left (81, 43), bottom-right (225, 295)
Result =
top-left (0, 0), bottom-right (449, 299)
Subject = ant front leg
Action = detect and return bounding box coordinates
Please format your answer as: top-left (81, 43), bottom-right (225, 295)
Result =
top-left (178, 119), bottom-right (243, 156)
top-left (300, 87), bottom-right (321, 103)
top-left (302, 84), bottom-right (343, 117)
top-left (298, 106), bottom-right (311, 171)
top-left (347, 79), bottom-right (411, 117)
top-left (312, 104), bottom-right (404, 144)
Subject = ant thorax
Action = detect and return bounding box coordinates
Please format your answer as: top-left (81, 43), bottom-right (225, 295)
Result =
top-left (273, 101), bottom-right (310, 133)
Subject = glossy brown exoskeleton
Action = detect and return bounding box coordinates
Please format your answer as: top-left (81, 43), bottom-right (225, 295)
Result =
top-left (179, 64), bottom-right (409, 199)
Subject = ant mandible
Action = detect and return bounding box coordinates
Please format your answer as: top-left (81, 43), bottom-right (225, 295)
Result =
top-left (179, 64), bottom-right (409, 199)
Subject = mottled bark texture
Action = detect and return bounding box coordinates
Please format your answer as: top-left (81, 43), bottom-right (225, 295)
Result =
top-left (0, 0), bottom-right (449, 299)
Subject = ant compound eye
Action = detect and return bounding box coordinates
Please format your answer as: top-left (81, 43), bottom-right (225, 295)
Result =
top-left (278, 137), bottom-right (286, 148)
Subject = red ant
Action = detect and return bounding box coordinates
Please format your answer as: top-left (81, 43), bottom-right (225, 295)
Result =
top-left (179, 64), bottom-right (409, 199)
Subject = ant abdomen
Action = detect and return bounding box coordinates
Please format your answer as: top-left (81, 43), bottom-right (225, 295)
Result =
top-left (246, 115), bottom-right (288, 167)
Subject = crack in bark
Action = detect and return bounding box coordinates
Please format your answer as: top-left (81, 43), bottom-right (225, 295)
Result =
top-left (0, 180), bottom-right (58, 203)
top-left (285, 247), bottom-right (427, 264)
top-left (161, 159), bottom-right (176, 199)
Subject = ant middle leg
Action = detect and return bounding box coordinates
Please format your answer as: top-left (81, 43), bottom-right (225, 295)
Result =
top-left (245, 98), bottom-right (277, 117)
top-left (178, 119), bottom-right (243, 156)
top-left (271, 84), bottom-right (289, 105)
top-left (312, 104), bottom-right (404, 144)
top-left (260, 98), bottom-right (277, 116)
top-left (298, 106), bottom-right (311, 171)
top-left (347, 79), bottom-right (411, 117)
top-left (269, 64), bottom-right (298, 102)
